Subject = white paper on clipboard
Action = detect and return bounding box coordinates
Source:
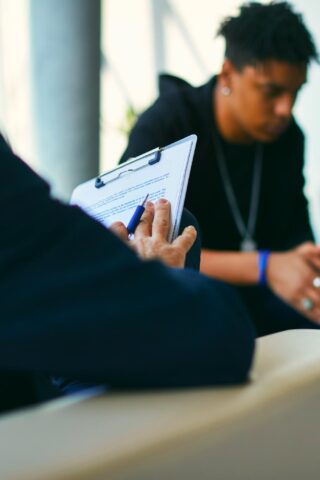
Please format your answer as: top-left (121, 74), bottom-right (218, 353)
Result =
top-left (71, 135), bottom-right (197, 240)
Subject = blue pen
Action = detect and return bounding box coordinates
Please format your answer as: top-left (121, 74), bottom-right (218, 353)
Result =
top-left (127, 194), bottom-right (149, 235)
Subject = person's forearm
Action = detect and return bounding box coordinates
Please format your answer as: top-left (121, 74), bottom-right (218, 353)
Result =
top-left (200, 249), bottom-right (259, 285)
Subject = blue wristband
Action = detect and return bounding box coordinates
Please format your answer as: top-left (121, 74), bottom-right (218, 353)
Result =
top-left (258, 250), bottom-right (270, 285)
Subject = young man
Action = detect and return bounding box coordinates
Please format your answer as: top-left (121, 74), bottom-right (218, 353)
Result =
top-left (120, 2), bottom-right (320, 335)
top-left (0, 134), bottom-right (255, 412)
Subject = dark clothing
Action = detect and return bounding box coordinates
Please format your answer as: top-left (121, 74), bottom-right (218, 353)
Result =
top-left (0, 372), bottom-right (37, 413)
top-left (120, 75), bottom-right (313, 251)
top-left (51, 208), bottom-right (202, 396)
top-left (120, 74), bottom-right (316, 336)
top-left (0, 135), bottom-right (255, 411)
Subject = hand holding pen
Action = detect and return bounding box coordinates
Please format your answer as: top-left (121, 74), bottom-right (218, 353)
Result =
top-left (109, 198), bottom-right (197, 269)
top-left (126, 194), bottom-right (149, 236)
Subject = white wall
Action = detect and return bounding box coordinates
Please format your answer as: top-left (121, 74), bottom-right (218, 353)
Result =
top-left (0, 0), bottom-right (35, 167)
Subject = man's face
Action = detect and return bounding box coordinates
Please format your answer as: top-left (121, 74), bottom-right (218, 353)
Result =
top-left (227, 60), bottom-right (307, 143)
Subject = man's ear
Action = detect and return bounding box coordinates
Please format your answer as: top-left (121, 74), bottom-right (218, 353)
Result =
top-left (219, 59), bottom-right (238, 90)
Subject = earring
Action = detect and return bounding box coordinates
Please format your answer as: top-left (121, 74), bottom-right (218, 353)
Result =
top-left (221, 86), bottom-right (231, 96)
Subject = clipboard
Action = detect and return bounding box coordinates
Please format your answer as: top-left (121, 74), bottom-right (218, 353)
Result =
top-left (71, 134), bottom-right (197, 240)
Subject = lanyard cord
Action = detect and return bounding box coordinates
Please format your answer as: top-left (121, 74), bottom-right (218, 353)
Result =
top-left (213, 130), bottom-right (264, 242)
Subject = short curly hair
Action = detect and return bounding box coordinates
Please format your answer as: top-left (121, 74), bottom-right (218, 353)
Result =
top-left (217, 2), bottom-right (318, 69)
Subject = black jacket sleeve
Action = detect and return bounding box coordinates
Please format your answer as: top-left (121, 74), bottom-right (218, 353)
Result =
top-left (119, 85), bottom-right (194, 165)
top-left (0, 137), bottom-right (255, 387)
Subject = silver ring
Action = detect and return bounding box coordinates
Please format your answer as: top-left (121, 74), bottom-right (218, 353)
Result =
top-left (312, 276), bottom-right (320, 289)
top-left (302, 297), bottom-right (314, 311)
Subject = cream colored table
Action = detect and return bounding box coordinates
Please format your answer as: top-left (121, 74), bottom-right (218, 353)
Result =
top-left (1, 329), bottom-right (320, 480)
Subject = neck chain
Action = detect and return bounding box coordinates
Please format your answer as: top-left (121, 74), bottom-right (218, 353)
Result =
top-left (212, 130), bottom-right (263, 252)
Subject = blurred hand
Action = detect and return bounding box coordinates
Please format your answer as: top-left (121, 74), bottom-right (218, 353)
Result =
top-left (267, 242), bottom-right (320, 324)
top-left (109, 198), bottom-right (197, 268)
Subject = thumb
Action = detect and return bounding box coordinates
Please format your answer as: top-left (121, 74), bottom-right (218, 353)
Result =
top-left (173, 225), bottom-right (197, 253)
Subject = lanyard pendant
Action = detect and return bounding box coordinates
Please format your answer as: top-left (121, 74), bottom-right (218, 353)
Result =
top-left (240, 237), bottom-right (257, 252)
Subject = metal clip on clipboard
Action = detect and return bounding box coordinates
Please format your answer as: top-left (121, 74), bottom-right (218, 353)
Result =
top-left (94, 148), bottom-right (162, 189)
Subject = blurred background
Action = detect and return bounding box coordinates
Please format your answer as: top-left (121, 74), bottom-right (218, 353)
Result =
top-left (0, 0), bottom-right (319, 239)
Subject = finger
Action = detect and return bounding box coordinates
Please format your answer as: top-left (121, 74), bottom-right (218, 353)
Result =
top-left (109, 221), bottom-right (128, 242)
top-left (306, 254), bottom-right (320, 272)
top-left (295, 287), bottom-right (320, 322)
top-left (302, 287), bottom-right (320, 306)
top-left (296, 242), bottom-right (316, 254)
top-left (172, 226), bottom-right (197, 253)
top-left (295, 296), bottom-right (320, 324)
top-left (299, 242), bottom-right (320, 264)
top-left (133, 201), bottom-right (154, 239)
top-left (152, 199), bottom-right (171, 240)
top-left (297, 260), bottom-right (320, 287)
top-left (303, 268), bottom-right (320, 290)
top-left (299, 306), bottom-right (320, 325)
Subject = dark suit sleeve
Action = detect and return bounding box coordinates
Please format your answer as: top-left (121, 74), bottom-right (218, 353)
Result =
top-left (0, 137), bottom-right (255, 387)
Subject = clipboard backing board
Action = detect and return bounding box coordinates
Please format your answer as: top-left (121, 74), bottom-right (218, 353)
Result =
top-left (71, 135), bottom-right (197, 240)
